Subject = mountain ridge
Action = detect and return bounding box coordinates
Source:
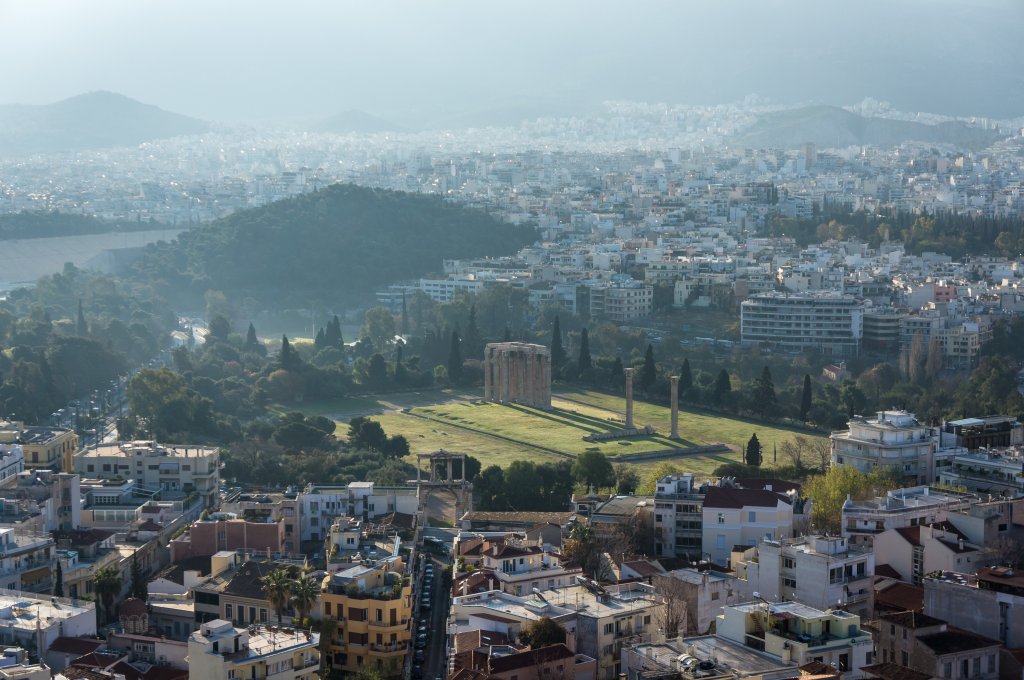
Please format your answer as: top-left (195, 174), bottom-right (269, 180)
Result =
top-left (0, 91), bottom-right (207, 155)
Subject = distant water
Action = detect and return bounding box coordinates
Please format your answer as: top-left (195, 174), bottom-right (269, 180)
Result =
top-left (0, 229), bottom-right (184, 294)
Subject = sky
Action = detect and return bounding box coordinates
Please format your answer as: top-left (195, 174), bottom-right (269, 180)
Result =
top-left (1, 0), bottom-right (1022, 125)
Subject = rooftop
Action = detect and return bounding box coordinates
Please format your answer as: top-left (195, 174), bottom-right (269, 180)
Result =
top-left (78, 441), bottom-right (217, 459)
top-left (0, 592), bottom-right (94, 630)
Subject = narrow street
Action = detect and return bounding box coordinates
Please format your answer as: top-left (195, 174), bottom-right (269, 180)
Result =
top-left (419, 554), bottom-right (450, 680)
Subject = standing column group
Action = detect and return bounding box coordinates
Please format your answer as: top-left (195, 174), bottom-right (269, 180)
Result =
top-left (624, 367), bottom-right (635, 429)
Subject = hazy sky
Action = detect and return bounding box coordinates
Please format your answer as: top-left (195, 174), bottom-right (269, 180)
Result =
top-left (2, 0), bottom-right (1023, 123)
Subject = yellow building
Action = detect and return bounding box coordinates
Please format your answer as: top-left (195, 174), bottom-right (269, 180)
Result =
top-left (0, 422), bottom-right (78, 472)
top-left (320, 557), bottom-right (412, 675)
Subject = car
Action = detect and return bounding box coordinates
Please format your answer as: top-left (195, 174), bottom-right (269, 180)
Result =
top-left (416, 634), bottom-right (427, 649)
top-left (418, 625), bottom-right (428, 637)
top-left (415, 650), bottom-right (425, 663)
top-left (412, 665), bottom-right (423, 679)
top-left (420, 600), bottom-right (431, 610)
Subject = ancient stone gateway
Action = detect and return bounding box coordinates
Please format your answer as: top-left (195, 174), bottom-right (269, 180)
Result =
top-left (482, 342), bottom-right (552, 409)
top-left (415, 450), bottom-right (474, 523)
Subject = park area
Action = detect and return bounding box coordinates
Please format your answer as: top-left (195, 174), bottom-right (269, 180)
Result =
top-left (311, 387), bottom-right (826, 477)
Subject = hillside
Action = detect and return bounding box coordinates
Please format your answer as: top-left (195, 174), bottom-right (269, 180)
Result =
top-left (127, 183), bottom-right (536, 309)
top-left (733, 105), bottom-right (1002, 150)
top-left (0, 91), bottom-right (207, 155)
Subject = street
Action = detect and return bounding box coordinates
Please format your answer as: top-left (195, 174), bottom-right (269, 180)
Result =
top-left (417, 554), bottom-right (450, 680)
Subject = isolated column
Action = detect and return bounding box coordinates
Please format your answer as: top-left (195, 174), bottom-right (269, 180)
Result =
top-left (670, 375), bottom-right (680, 439)
top-left (624, 367), bottom-right (635, 429)
top-left (483, 348), bottom-right (492, 400)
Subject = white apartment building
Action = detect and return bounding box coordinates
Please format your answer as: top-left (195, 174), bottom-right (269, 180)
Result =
top-left (0, 445), bottom-right (24, 488)
top-left (298, 481), bottom-right (418, 542)
top-left (478, 540), bottom-right (581, 596)
top-left (831, 410), bottom-right (937, 484)
top-left (418, 276), bottom-right (485, 302)
top-left (874, 523), bottom-right (986, 585)
top-left (702, 487), bottom-right (794, 565)
top-left (732, 535), bottom-right (874, 618)
top-left (74, 441), bottom-right (219, 508)
top-left (717, 602), bottom-right (873, 678)
top-left (589, 284), bottom-right (653, 322)
top-left (841, 486), bottom-right (976, 548)
top-left (652, 474), bottom-right (705, 560)
top-left (0, 528), bottom-right (56, 594)
top-left (740, 291), bottom-right (864, 356)
top-left (937, 447), bottom-right (1024, 496)
top-left (0, 591), bottom-right (96, 654)
top-left (187, 620), bottom-right (319, 680)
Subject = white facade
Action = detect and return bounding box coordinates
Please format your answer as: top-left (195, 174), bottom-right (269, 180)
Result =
top-left (733, 535), bottom-right (874, 618)
top-left (841, 485), bottom-right (975, 549)
top-left (187, 620), bottom-right (319, 680)
top-left (831, 410), bottom-right (937, 484)
top-left (74, 440), bottom-right (220, 508)
top-left (652, 474), bottom-right (704, 560)
top-left (702, 488), bottom-right (794, 565)
top-left (740, 291), bottom-right (864, 356)
top-left (299, 481), bottom-right (418, 542)
top-left (0, 445), bottom-right (24, 488)
top-left (0, 592), bottom-right (96, 656)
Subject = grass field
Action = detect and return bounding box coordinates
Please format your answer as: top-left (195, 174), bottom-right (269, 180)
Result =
top-left (304, 387), bottom-right (825, 477)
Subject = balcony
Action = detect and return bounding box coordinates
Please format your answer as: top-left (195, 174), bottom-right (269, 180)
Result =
top-left (369, 642), bottom-right (408, 655)
top-left (368, 619), bottom-right (408, 631)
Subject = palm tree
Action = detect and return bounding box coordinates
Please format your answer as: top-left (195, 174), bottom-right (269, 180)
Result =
top-left (319, 617), bottom-right (337, 677)
top-left (93, 565), bottom-right (122, 625)
top-left (290, 573), bottom-right (319, 626)
top-left (262, 569), bottom-right (291, 624)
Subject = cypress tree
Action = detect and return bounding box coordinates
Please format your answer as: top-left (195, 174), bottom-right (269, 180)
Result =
top-left (800, 374), bottom-right (813, 423)
top-left (754, 366), bottom-right (777, 419)
top-left (395, 344), bottom-right (407, 385)
top-left (76, 299), bottom-right (88, 336)
top-left (464, 304), bottom-right (482, 360)
top-left (447, 329), bottom-right (463, 384)
top-left (314, 327), bottom-right (326, 350)
top-left (279, 335), bottom-right (298, 370)
top-left (245, 322), bottom-right (259, 349)
top-left (550, 316), bottom-right (566, 373)
top-left (54, 560), bottom-right (64, 597)
top-left (640, 344), bottom-right (657, 392)
top-left (713, 368), bottom-right (732, 405)
top-left (503, 325), bottom-right (512, 342)
top-left (130, 553), bottom-right (147, 601)
top-left (679, 358), bottom-right (692, 394)
top-left (401, 293), bottom-right (408, 335)
top-left (577, 327), bottom-right (592, 378)
top-left (745, 433), bottom-right (762, 467)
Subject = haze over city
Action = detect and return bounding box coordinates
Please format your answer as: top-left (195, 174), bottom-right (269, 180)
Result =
top-left (3, 0), bottom-right (1024, 124)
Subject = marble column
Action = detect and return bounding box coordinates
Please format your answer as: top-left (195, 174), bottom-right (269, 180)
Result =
top-left (483, 348), bottom-right (492, 400)
top-left (670, 375), bottom-right (680, 439)
top-left (624, 367), bottom-right (635, 429)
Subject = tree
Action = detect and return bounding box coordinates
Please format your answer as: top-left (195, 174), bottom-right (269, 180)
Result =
top-left (800, 374), bottom-right (813, 423)
top-left (519, 617), bottom-right (567, 648)
top-left (361, 307), bottom-right (396, 352)
top-left (319, 617), bottom-right (337, 677)
top-left (752, 366), bottom-right (777, 419)
top-left (572, 450), bottom-right (615, 490)
top-left (130, 553), bottom-right (147, 601)
top-left (208, 315), bottom-right (231, 342)
top-left (76, 299), bottom-right (88, 336)
top-left (745, 433), bottom-right (762, 467)
top-left (803, 466), bottom-right (901, 534)
top-left (290, 573), bottom-right (319, 625)
top-left (550, 316), bottom-right (566, 374)
top-left (577, 327), bottom-right (592, 378)
top-left (245, 322), bottom-right (260, 350)
top-left (615, 464), bottom-right (640, 495)
top-left (679, 358), bottom-right (692, 395)
top-left (713, 369), bottom-right (732, 407)
top-left (325, 315), bottom-right (344, 349)
top-left (447, 329), bottom-right (463, 385)
top-left (640, 344), bottom-right (657, 393)
top-left (279, 335), bottom-right (302, 371)
top-left (54, 560), bottom-right (64, 598)
top-left (262, 569), bottom-right (292, 624)
top-left (93, 565), bottom-right (122, 625)
top-left (653, 573), bottom-right (692, 638)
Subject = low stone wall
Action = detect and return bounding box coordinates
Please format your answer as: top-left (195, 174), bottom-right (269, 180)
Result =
top-left (583, 425), bottom-right (657, 441)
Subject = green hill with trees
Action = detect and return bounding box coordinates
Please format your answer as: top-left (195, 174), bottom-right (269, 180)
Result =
top-left (128, 183), bottom-right (536, 310)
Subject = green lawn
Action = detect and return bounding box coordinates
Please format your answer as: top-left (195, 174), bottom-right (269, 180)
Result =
top-left (555, 388), bottom-right (826, 456)
top-left (300, 386), bottom-right (826, 477)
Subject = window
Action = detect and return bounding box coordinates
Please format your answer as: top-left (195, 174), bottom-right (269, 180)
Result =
top-left (748, 511), bottom-right (756, 522)
top-left (989, 655), bottom-right (996, 673)
top-left (973, 658), bottom-right (981, 676)
top-left (943, 662), bottom-right (952, 678)
top-left (325, 602), bottom-right (332, 616)
top-left (783, 558), bottom-right (795, 569)
top-left (225, 604), bottom-right (233, 620)
top-left (711, 592), bottom-right (719, 601)
top-left (716, 535), bottom-right (725, 549)
top-left (901, 651), bottom-right (908, 666)
top-left (717, 513), bottom-right (725, 524)
top-left (260, 609), bottom-right (267, 623)
top-left (604, 623), bottom-right (614, 634)
top-left (783, 577), bottom-right (796, 588)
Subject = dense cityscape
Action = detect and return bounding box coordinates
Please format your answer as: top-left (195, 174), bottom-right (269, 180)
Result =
top-left (4, 3), bottom-right (1024, 680)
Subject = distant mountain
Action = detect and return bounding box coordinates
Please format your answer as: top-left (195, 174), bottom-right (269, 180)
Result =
top-left (127, 183), bottom-right (537, 309)
top-left (315, 109), bottom-right (404, 134)
top-left (0, 91), bottom-right (207, 155)
top-left (733, 106), bottom-right (1003, 150)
